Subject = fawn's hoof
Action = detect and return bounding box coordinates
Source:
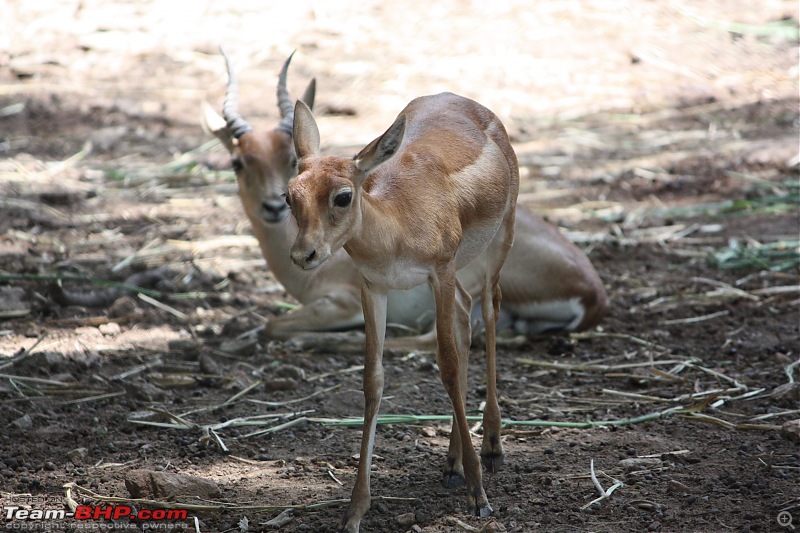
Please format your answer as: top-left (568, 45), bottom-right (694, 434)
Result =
top-left (442, 470), bottom-right (465, 489)
top-left (476, 502), bottom-right (494, 518)
top-left (442, 455), bottom-right (465, 488)
top-left (481, 451), bottom-right (505, 474)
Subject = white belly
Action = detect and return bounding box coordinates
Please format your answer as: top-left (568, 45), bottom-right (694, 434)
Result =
top-left (358, 260), bottom-right (430, 292)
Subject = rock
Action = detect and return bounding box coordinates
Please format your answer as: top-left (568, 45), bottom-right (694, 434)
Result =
top-left (263, 378), bottom-right (298, 392)
top-left (772, 382), bottom-right (800, 401)
top-left (68, 448), bottom-right (89, 464)
top-left (108, 296), bottom-right (138, 318)
top-left (619, 457), bottom-right (662, 470)
top-left (124, 470), bottom-right (221, 499)
top-left (781, 419), bottom-right (800, 443)
top-left (395, 512), bottom-right (416, 528)
top-left (123, 381), bottom-right (166, 402)
top-left (667, 480), bottom-right (692, 494)
top-left (12, 414), bottom-right (33, 430)
top-left (199, 354), bottom-right (222, 375)
top-left (98, 322), bottom-right (121, 336)
top-left (219, 337), bottom-right (258, 356)
top-left (275, 364), bottom-right (306, 381)
top-left (265, 509), bottom-right (294, 529)
top-left (0, 287), bottom-right (29, 318)
top-left (483, 521), bottom-right (507, 532)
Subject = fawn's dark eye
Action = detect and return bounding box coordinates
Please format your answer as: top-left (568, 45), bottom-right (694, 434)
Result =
top-left (231, 158), bottom-right (244, 172)
top-left (333, 190), bottom-right (352, 208)
top-left (283, 193), bottom-right (291, 208)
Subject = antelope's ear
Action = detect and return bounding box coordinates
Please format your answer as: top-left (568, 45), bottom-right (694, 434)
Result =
top-left (293, 99), bottom-right (320, 159)
top-left (301, 79), bottom-right (316, 111)
top-left (354, 114), bottom-right (406, 179)
top-left (201, 102), bottom-right (235, 151)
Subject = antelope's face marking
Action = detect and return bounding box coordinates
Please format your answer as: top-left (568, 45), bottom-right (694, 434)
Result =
top-left (233, 132), bottom-right (297, 225)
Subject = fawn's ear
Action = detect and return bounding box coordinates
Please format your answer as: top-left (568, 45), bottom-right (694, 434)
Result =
top-left (293, 100), bottom-right (320, 159)
top-left (201, 102), bottom-right (235, 151)
top-left (354, 114), bottom-right (406, 182)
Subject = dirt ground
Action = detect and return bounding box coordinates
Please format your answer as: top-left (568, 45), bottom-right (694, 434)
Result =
top-left (1, 1), bottom-right (799, 532)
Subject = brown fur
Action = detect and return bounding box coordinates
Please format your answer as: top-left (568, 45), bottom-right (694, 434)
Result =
top-left (288, 93), bottom-right (520, 532)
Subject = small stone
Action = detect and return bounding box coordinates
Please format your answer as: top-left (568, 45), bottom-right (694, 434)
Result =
top-left (98, 322), bottom-right (121, 336)
top-left (0, 287), bottom-right (29, 318)
top-left (263, 378), bottom-right (298, 391)
top-left (198, 354), bottom-right (222, 375)
top-left (772, 383), bottom-right (800, 401)
top-left (668, 480), bottom-right (691, 494)
top-left (275, 364), bottom-right (306, 381)
top-left (395, 512), bottom-right (416, 528)
top-left (219, 337), bottom-right (258, 356)
top-left (124, 470), bottom-right (221, 499)
top-left (265, 509), bottom-right (294, 529)
top-left (781, 419), bottom-right (800, 442)
top-left (123, 381), bottom-right (166, 402)
top-left (68, 448), bottom-right (89, 464)
top-left (482, 521), bottom-right (507, 532)
top-left (12, 414), bottom-right (33, 430)
top-left (619, 457), bottom-right (661, 470)
top-left (108, 296), bottom-right (137, 318)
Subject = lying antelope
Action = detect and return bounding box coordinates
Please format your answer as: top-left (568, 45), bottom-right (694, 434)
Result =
top-left (203, 52), bottom-right (608, 349)
top-left (287, 94), bottom-right (517, 531)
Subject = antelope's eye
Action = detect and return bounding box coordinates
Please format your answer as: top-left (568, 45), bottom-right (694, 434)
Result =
top-left (231, 158), bottom-right (244, 173)
top-left (289, 155), bottom-right (297, 169)
top-left (283, 193), bottom-right (292, 208)
top-left (333, 190), bottom-right (352, 208)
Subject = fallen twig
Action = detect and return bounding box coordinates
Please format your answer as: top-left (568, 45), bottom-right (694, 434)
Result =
top-left (65, 482), bottom-right (414, 513)
top-left (581, 459), bottom-right (624, 510)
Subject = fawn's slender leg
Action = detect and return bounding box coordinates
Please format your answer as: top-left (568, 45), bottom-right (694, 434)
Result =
top-left (443, 279), bottom-right (473, 488)
top-left (480, 212), bottom-right (515, 472)
top-left (431, 262), bottom-right (491, 517)
top-left (341, 280), bottom-right (388, 533)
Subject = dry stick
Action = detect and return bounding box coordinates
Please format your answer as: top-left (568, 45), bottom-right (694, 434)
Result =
top-left (685, 412), bottom-right (780, 431)
top-left (750, 409), bottom-right (800, 421)
top-left (0, 373), bottom-right (73, 386)
top-left (65, 483), bottom-right (414, 513)
top-left (138, 293), bottom-right (189, 321)
top-left (109, 358), bottom-right (164, 381)
top-left (223, 380), bottom-right (262, 405)
top-left (685, 362), bottom-right (746, 391)
top-left (207, 428), bottom-right (228, 453)
top-left (571, 331), bottom-right (672, 353)
top-left (318, 405), bottom-right (686, 429)
top-left (308, 364), bottom-right (365, 382)
top-left (581, 459), bottom-right (624, 510)
top-left (663, 310), bottom-right (730, 325)
top-left (247, 383), bottom-right (342, 407)
top-left (515, 358), bottom-right (692, 373)
top-left (785, 359), bottom-right (800, 384)
top-left (60, 391), bottom-right (126, 405)
top-left (238, 416), bottom-right (310, 439)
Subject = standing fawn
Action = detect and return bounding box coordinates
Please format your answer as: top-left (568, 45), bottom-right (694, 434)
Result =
top-left (286, 93), bottom-right (517, 531)
top-left (203, 52), bottom-right (608, 348)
